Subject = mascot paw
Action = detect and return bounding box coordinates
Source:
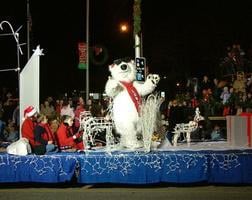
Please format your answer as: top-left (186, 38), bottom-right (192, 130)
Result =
top-left (109, 78), bottom-right (120, 89)
top-left (106, 78), bottom-right (124, 97)
top-left (147, 74), bottom-right (160, 85)
top-left (108, 78), bottom-right (122, 90)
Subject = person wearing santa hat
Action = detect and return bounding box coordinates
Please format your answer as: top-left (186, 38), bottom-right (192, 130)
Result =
top-left (21, 106), bottom-right (38, 150)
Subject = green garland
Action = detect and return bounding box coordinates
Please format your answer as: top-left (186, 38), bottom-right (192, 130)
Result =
top-left (133, 0), bottom-right (141, 35)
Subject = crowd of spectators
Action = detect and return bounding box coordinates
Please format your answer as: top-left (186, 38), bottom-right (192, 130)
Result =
top-left (0, 89), bottom-right (110, 153)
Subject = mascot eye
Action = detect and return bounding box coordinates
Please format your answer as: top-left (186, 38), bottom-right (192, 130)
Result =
top-left (120, 64), bottom-right (128, 70)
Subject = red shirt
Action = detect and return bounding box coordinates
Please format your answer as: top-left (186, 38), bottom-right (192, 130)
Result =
top-left (74, 105), bottom-right (85, 128)
top-left (21, 117), bottom-right (36, 147)
top-left (56, 123), bottom-right (84, 150)
top-left (43, 123), bottom-right (56, 143)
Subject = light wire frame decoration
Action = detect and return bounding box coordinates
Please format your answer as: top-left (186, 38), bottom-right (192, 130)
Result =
top-left (79, 111), bottom-right (115, 153)
top-left (172, 107), bottom-right (204, 146)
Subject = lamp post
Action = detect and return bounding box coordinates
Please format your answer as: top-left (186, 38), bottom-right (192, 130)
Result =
top-left (85, 0), bottom-right (90, 103)
top-left (133, 0), bottom-right (142, 58)
top-left (27, 0), bottom-right (31, 60)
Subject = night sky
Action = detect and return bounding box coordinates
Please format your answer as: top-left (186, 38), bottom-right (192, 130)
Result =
top-left (1, 0), bottom-right (252, 99)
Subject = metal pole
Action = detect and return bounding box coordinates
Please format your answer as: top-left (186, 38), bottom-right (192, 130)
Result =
top-left (16, 33), bottom-right (21, 98)
top-left (27, 0), bottom-right (30, 60)
top-left (0, 68), bottom-right (17, 72)
top-left (133, 0), bottom-right (142, 58)
top-left (85, 0), bottom-right (90, 103)
top-left (140, 32), bottom-right (143, 57)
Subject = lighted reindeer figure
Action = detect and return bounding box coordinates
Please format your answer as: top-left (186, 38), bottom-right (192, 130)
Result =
top-left (172, 107), bottom-right (204, 146)
top-left (79, 111), bottom-right (115, 151)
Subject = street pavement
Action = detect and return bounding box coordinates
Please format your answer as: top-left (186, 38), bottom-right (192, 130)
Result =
top-left (0, 183), bottom-right (252, 200)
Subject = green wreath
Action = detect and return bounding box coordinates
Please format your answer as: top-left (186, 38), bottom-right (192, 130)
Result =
top-left (89, 45), bottom-right (109, 66)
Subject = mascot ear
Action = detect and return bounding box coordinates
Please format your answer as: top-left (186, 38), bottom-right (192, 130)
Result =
top-left (109, 64), bottom-right (114, 71)
top-left (130, 59), bottom-right (134, 64)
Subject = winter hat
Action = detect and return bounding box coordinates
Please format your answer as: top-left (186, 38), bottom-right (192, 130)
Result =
top-left (24, 106), bottom-right (37, 118)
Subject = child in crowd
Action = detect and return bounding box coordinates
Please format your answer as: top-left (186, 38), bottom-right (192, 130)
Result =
top-left (74, 97), bottom-right (85, 131)
top-left (211, 124), bottom-right (223, 141)
top-left (220, 86), bottom-right (231, 116)
top-left (5, 121), bottom-right (19, 143)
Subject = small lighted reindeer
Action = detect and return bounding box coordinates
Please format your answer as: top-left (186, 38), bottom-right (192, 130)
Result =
top-left (79, 111), bottom-right (115, 151)
top-left (172, 107), bottom-right (204, 146)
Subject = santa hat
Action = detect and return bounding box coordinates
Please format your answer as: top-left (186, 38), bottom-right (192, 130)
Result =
top-left (24, 106), bottom-right (37, 118)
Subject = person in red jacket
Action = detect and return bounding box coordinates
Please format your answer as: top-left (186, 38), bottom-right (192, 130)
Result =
top-left (21, 106), bottom-right (38, 149)
top-left (56, 115), bottom-right (84, 151)
top-left (74, 97), bottom-right (85, 131)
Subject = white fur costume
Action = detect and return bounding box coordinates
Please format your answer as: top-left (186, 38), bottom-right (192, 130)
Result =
top-left (105, 59), bottom-right (160, 149)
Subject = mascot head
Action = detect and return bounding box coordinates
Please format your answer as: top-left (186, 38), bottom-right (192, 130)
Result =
top-left (109, 57), bottom-right (136, 83)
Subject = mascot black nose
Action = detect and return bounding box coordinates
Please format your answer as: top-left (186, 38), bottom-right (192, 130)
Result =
top-left (120, 64), bottom-right (127, 70)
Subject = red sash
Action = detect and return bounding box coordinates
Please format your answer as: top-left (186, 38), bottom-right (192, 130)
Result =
top-left (120, 81), bottom-right (142, 113)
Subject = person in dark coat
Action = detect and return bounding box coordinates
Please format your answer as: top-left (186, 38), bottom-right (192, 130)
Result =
top-left (33, 114), bottom-right (58, 155)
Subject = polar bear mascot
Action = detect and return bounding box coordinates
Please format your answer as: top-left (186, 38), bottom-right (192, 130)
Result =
top-left (105, 57), bottom-right (160, 150)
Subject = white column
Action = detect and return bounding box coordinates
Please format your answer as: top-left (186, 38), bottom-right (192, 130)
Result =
top-left (135, 34), bottom-right (141, 58)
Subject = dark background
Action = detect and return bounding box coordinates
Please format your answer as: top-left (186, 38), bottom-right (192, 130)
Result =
top-left (1, 0), bottom-right (252, 100)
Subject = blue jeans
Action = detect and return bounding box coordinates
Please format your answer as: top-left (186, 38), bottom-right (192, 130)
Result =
top-left (0, 120), bottom-right (6, 141)
top-left (46, 144), bottom-right (58, 153)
